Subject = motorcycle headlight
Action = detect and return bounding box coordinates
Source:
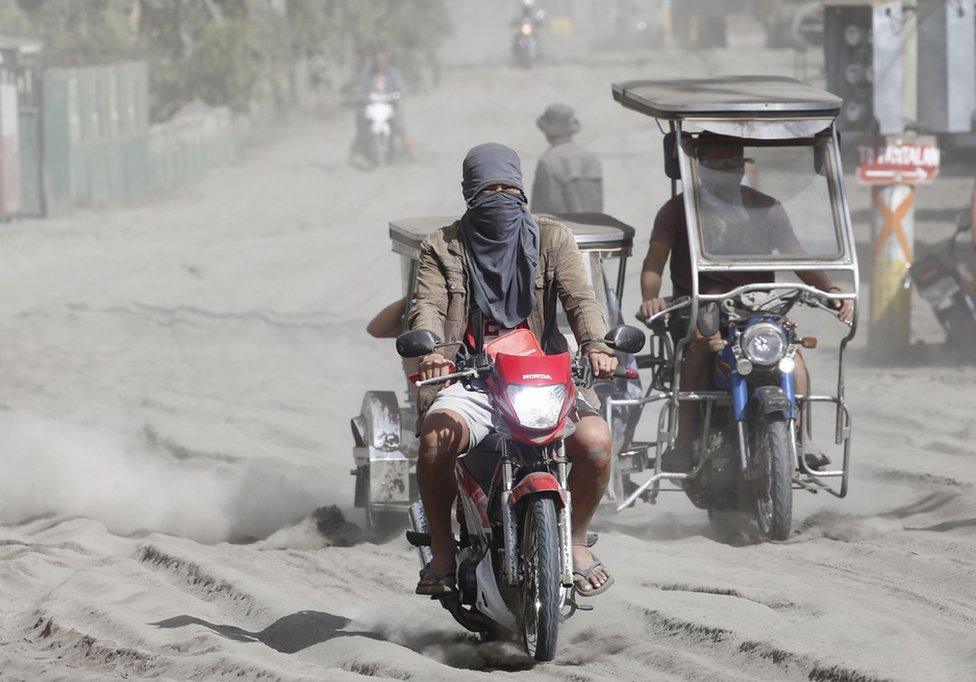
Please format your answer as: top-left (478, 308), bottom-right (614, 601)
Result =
top-left (520, 23), bottom-right (533, 35)
top-left (506, 384), bottom-right (566, 430)
top-left (740, 323), bottom-right (788, 366)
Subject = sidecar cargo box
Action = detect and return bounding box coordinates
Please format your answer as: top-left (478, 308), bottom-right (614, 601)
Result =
top-left (390, 212), bottom-right (635, 260)
top-left (611, 76), bottom-right (842, 121)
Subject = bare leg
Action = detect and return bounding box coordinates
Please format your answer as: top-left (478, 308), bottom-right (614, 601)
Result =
top-left (677, 333), bottom-right (712, 452)
top-left (565, 415), bottom-right (612, 590)
top-left (793, 351), bottom-right (827, 469)
top-left (418, 410), bottom-right (469, 576)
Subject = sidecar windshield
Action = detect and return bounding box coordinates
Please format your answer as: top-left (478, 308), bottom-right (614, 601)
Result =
top-left (686, 134), bottom-right (845, 263)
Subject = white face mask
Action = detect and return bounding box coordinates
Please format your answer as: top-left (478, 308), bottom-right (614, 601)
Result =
top-left (698, 165), bottom-right (744, 197)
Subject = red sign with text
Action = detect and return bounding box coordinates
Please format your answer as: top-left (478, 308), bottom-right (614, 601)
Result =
top-left (857, 136), bottom-right (940, 185)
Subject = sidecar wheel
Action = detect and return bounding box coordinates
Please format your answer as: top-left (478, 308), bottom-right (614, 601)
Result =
top-left (365, 505), bottom-right (403, 539)
top-left (519, 496), bottom-right (560, 662)
top-left (363, 473), bottom-right (405, 540)
top-left (751, 417), bottom-right (793, 541)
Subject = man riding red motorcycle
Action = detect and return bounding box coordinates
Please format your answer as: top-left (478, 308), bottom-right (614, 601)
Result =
top-left (409, 143), bottom-right (618, 597)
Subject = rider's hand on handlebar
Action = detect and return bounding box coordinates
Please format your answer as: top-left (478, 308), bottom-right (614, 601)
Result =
top-left (586, 350), bottom-right (619, 379)
top-left (419, 353), bottom-right (454, 382)
top-left (827, 289), bottom-right (855, 324)
top-left (706, 333), bottom-right (726, 353)
top-left (638, 298), bottom-right (670, 320)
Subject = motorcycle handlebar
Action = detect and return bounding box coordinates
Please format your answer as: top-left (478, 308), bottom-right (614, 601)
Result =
top-left (368, 91), bottom-right (401, 103)
top-left (412, 361), bottom-right (637, 389)
top-left (613, 367), bottom-right (639, 380)
top-left (414, 365), bottom-right (634, 388)
top-left (413, 368), bottom-right (481, 388)
top-left (636, 297), bottom-right (691, 329)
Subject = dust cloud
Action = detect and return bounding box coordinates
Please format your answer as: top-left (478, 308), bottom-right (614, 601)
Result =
top-left (1, 0), bottom-right (975, 680)
top-left (0, 411), bottom-right (332, 542)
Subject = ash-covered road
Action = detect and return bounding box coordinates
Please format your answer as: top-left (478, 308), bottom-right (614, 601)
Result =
top-left (1, 45), bottom-right (975, 681)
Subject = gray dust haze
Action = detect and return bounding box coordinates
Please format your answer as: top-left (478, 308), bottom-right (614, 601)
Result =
top-left (0, 1), bottom-right (974, 680)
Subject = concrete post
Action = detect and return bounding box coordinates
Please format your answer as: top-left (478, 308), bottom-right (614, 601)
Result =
top-left (869, 183), bottom-right (915, 352)
top-left (901, 0), bottom-right (917, 127)
top-left (872, 0), bottom-right (904, 134)
top-left (917, 0), bottom-right (976, 133)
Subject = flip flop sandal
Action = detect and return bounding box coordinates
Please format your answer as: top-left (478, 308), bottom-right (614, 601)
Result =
top-left (416, 563), bottom-right (456, 596)
top-left (573, 556), bottom-right (614, 597)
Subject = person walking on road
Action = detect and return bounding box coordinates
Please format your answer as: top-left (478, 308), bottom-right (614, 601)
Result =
top-left (531, 104), bottom-right (604, 215)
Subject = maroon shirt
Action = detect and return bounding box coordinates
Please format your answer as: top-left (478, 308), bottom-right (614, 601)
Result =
top-left (651, 192), bottom-right (796, 298)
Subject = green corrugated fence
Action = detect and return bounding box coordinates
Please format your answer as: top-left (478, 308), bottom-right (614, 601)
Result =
top-left (42, 60), bottom-right (242, 215)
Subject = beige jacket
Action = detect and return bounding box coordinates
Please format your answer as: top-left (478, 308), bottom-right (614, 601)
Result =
top-left (408, 214), bottom-right (610, 418)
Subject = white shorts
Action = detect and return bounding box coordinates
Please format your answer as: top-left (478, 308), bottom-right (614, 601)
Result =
top-left (427, 382), bottom-right (598, 448)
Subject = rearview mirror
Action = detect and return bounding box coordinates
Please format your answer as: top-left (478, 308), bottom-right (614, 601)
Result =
top-left (697, 302), bottom-right (720, 338)
top-left (396, 330), bottom-right (441, 358)
top-left (604, 325), bottom-right (646, 354)
top-left (663, 131), bottom-right (680, 181)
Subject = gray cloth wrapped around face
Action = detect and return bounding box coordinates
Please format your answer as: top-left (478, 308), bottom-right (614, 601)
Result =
top-left (459, 143), bottom-right (540, 329)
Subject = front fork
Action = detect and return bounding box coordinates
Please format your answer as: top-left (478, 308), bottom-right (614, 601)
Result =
top-left (499, 441), bottom-right (574, 589)
top-left (500, 446), bottom-right (519, 586)
top-left (556, 443), bottom-right (574, 588)
top-left (733, 351), bottom-right (799, 473)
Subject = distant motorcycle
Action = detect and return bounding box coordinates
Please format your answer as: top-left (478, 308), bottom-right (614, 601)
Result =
top-left (397, 325), bottom-right (643, 661)
top-left (913, 213), bottom-right (976, 353)
top-left (354, 91), bottom-right (401, 168)
top-left (512, 3), bottom-right (544, 69)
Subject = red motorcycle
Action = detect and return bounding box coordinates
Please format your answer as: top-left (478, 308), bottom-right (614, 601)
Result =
top-left (396, 325), bottom-right (643, 661)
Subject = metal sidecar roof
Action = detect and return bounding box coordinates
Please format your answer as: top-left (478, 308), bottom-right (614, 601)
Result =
top-left (390, 212), bottom-right (635, 259)
top-left (611, 76), bottom-right (842, 120)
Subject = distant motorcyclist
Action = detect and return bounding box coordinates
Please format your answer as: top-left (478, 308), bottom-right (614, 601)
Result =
top-left (410, 143), bottom-right (617, 597)
top-left (512, 0), bottom-right (545, 67)
top-left (350, 48), bottom-right (417, 163)
top-left (531, 103), bottom-right (604, 215)
top-left (515, 0), bottom-right (546, 28)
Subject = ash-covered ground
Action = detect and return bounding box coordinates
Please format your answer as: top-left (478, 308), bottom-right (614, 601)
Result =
top-left (1, 39), bottom-right (975, 681)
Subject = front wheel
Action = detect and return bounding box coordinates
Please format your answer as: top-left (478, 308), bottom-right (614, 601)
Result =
top-left (371, 132), bottom-right (389, 167)
top-left (519, 496), bottom-right (560, 662)
top-left (750, 416), bottom-right (794, 541)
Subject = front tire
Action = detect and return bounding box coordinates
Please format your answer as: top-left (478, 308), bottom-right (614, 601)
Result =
top-left (750, 416), bottom-right (793, 541)
top-left (371, 132), bottom-right (387, 167)
top-left (519, 496), bottom-right (560, 662)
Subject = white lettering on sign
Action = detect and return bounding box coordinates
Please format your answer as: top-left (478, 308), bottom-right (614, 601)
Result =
top-left (856, 137), bottom-right (941, 186)
top-left (858, 145), bottom-right (940, 167)
top-left (522, 373), bottom-right (553, 380)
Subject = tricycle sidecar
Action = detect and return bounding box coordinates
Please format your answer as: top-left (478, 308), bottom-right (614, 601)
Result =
top-left (608, 76), bottom-right (859, 539)
top-left (352, 212), bottom-right (640, 531)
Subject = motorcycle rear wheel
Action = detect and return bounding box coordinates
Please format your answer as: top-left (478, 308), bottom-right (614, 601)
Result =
top-left (519, 496), bottom-right (560, 662)
top-left (750, 416), bottom-right (793, 541)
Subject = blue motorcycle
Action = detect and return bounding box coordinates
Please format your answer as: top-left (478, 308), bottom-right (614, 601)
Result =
top-left (615, 285), bottom-right (852, 541)
top-left (685, 291), bottom-right (816, 540)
